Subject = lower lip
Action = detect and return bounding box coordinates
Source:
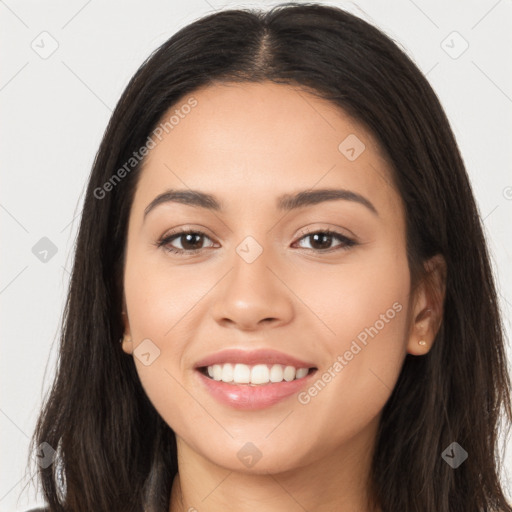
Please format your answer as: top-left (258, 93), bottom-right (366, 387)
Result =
top-left (195, 368), bottom-right (317, 410)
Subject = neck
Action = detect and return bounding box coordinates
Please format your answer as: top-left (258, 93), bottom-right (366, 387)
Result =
top-left (168, 417), bottom-right (381, 512)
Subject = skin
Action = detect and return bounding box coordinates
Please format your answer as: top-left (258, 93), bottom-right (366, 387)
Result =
top-left (121, 81), bottom-right (446, 512)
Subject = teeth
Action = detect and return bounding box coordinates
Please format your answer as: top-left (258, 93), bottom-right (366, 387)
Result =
top-left (283, 365), bottom-right (295, 381)
top-left (205, 363), bottom-right (311, 385)
top-left (233, 363), bottom-right (250, 383)
top-left (221, 363), bottom-right (234, 383)
top-left (269, 364), bottom-right (284, 383)
top-left (212, 364), bottom-right (222, 381)
top-left (296, 368), bottom-right (309, 379)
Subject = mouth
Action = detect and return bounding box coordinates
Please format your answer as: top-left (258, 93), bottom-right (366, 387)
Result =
top-left (193, 348), bottom-right (319, 409)
top-left (195, 364), bottom-right (318, 410)
top-left (197, 363), bottom-right (317, 385)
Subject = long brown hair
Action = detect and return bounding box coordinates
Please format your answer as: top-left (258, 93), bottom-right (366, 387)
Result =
top-left (28, 3), bottom-right (512, 510)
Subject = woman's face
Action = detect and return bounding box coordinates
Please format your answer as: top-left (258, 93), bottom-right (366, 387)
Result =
top-left (122, 81), bottom-right (421, 474)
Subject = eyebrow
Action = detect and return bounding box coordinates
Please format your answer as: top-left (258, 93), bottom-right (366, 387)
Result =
top-left (143, 188), bottom-right (378, 220)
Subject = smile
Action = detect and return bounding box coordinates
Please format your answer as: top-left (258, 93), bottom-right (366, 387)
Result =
top-left (200, 363), bottom-right (314, 385)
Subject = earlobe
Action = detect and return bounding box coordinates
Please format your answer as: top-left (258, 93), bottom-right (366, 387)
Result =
top-left (121, 335), bottom-right (133, 354)
top-left (406, 254), bottom-right (447, 356)
top-left (406, 308), bottom-right (433, 355)
top-left (120, 310), bottom-right (134, 355)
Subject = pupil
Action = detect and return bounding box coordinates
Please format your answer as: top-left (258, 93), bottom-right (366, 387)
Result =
top-left (311, 233), bottom-right (331, 250)
top-left (183, 233), bottom-right (202, 250)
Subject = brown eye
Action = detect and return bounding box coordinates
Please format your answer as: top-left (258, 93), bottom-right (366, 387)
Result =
top-left (158, 231), bottom-right (215, 254)
top-left (294, 229), bottom-right (356, 252)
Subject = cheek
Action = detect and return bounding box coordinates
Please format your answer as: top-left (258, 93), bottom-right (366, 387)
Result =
top-left (123, 247), bottom-right (217, 425)
top-left (293, 246), bottom-right (411, 441)
top-left (289, 241), bottom-right (410, 350)
top-left (123, 243), bottom-right (208, 346)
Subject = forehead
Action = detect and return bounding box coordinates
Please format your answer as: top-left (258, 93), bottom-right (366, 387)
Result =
top-left (132, 81), bottom-right (400, 219)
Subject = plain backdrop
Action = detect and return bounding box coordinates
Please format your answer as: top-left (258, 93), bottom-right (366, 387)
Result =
top-left (1, 0), bottom-right (511, 510)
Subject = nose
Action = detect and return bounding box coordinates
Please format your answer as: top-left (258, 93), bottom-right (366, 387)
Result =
top-left (210, 244), bottom-right (295, 332)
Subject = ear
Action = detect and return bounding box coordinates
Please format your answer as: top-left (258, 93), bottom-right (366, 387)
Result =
top-left (407, 254), bottom-right (446, 356)
top-left (121, 298), bottom-right (134, 355)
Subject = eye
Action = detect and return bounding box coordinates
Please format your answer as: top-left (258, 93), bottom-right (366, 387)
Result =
top-left (293, 228), bottom-right (356, 252)
top-left (156, 229), bottom-right (216, 254)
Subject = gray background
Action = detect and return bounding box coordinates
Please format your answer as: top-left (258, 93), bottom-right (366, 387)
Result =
top-left (1, 0), bottom-right (511, 509)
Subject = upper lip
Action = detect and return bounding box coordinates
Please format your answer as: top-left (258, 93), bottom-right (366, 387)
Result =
top-left (194, 349), bottom-right (317, 369)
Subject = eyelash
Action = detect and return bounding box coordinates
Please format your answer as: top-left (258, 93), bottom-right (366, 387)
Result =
top-left (156, 228), bottom-right (357, 255)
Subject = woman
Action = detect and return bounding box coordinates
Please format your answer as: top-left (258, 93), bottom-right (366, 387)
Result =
top-left (27, 2), bottom-right (512, 511)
